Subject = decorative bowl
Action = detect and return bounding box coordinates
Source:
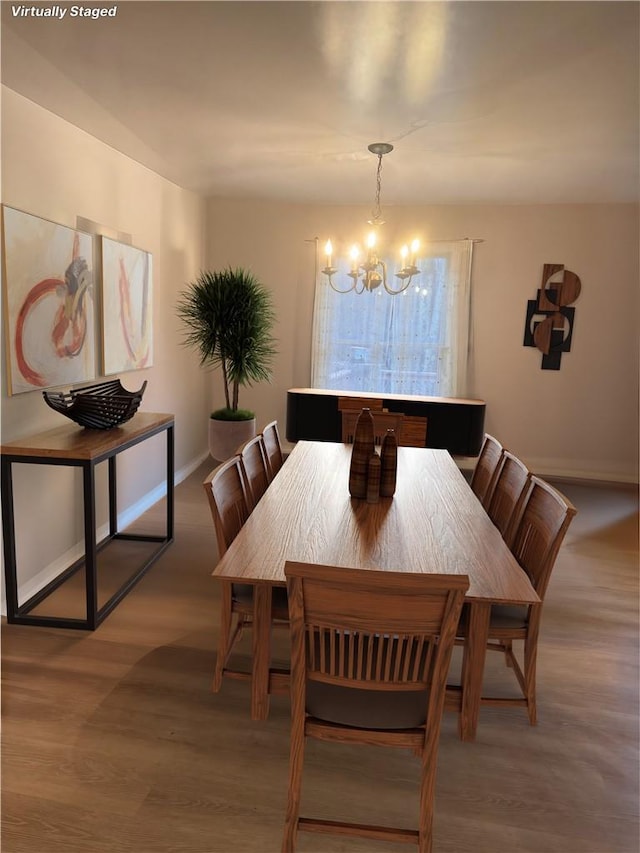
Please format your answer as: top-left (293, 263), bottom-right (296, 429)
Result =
top-left (43, 379), bottom-right (147, 429)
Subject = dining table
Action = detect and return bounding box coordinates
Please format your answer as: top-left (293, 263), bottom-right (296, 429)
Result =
top-left (212, 440), bottom-right (539, 741)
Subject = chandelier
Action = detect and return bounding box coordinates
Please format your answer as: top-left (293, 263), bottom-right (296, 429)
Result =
top-left (322, 142), bottom-right (421, 295)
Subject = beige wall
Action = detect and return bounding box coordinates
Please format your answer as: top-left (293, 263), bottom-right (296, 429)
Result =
top-left (206, 198), bottom-right (639, 482)
top-left (1, 89), bottom-right (210, 601)
top-left (2, 88), bottom-right (638, 606)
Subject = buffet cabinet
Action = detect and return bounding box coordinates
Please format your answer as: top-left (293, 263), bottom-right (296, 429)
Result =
top-left (286, 388), bottom-right (486, 457)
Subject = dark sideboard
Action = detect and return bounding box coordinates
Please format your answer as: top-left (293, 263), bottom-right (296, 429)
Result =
top-left (286, 388), bottom-right (486, 457)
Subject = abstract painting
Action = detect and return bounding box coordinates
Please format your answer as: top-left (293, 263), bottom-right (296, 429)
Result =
top-left (101, 237), bottom-right (153, 375)
top-left (2, 206), bottom-right (95, 395)
top-left (523, 263), bottom-right (581, 370)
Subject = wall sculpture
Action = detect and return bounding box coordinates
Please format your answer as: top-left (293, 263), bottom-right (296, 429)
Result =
top-left (523, 263), bottom-right (581, 370)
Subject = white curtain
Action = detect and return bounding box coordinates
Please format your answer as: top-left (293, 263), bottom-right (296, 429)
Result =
top-left (311, 239), bottom-right (474, 398)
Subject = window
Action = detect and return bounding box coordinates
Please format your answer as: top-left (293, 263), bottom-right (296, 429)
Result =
top-left (311, 239), bottom-right (474, 398)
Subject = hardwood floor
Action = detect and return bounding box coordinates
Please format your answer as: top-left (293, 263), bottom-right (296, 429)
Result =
top-left (2, 464), bottom-right (638, 852)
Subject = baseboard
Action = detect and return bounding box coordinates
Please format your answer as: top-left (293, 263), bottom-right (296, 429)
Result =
top-left (522, 465), bottom-right (637, 486)
top-left (455, 456), bottom-right (638, 486)
top-left (0, 450), bottom-right (210, 617)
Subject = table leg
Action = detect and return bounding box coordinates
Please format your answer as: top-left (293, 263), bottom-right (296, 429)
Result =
top-left (459, 601), bottom-right (491, 741)
top-left (166, 424), bottom-right (175, 541)
top-left (251, 584), bottom-right (272, 721)
top-left (108, 456), bottom-right (118, 537)
top-left (1, 458), bottom-right (18, 620)
top-left (83, 463), bottom-right (98, 630)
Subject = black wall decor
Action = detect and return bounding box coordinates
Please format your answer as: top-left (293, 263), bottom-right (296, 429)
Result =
top-left (523, 263), bottom-right (581, 370)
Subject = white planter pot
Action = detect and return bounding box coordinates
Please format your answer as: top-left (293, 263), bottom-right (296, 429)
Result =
top-left (208, 417), bottom-right (256, 462)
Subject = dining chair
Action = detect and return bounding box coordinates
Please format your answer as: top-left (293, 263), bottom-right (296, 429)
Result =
top-left (458, 476), bottom-right (576, 725)
top-left (203, 456), bottom-right (288, 692)
top-left (341, 408), bottom-right (405, 446)
top-left (282, 561), bottom-right (469, 853)
top-left (262, 420), bottom-right (284, 479)
top-left (486, 450), bottom-right (531, 547)
top-left (237, 434), bottom-right (271, 509)
top-left (470, 433), bottom-right (504, 508)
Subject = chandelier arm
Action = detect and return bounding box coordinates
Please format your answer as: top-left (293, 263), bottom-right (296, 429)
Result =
top-left (327, 275), bottom-right (358, 294)
top-left (379, 259), bottom-right (387, 290)
top-left (384, 274), bottom-right (413, 295)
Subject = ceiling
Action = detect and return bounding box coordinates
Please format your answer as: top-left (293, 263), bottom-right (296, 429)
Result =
top-left (2, 1), bottom-right (638, 205)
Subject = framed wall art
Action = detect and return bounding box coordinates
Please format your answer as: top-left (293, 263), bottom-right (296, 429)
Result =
top-left (2, 205), bottom-right (96, 395)
top-left (101, 237), bottom-right (153, 375)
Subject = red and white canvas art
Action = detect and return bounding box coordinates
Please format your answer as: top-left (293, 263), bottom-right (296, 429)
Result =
top-left (2, 206), bottom-right (95, 395)
top-left (101, 237), bottom-right (153, 375)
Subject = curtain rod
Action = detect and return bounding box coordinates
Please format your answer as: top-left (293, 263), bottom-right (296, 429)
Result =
top-left (305, 237), bottom-right (484, 244)
top-left (438, 237), bottom-right (484, 244)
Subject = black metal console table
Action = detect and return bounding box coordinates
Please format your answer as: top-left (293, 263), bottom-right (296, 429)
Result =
top-left (1, 412), bottom-right (174, 630)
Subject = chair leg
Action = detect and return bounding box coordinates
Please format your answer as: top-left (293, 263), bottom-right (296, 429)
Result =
top-left (213, 582), bottom-right (233, 692)
top-left (503, 639), bottom-right (513, 667)
top-left (282, 717), bottom-right (305, 853)
top-left (417, 748), bottom-right (436, 853)
top-left (523, 634), bottom-right (538, 726)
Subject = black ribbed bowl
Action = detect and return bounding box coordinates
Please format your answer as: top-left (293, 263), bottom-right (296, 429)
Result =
top-left (43, 379), bottom-right (147, 429)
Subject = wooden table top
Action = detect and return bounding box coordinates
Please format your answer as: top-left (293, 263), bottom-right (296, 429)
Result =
top-left (213, 441), bottom-right (539, 605)
top-left (0, 412), bottom-right (174, 460)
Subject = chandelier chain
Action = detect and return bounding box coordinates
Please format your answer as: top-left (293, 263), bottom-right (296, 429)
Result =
top-left (372, 153), bottom-right (384, 222)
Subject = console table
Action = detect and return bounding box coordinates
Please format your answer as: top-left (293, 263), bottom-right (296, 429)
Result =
top-left (286, 388), bottom-right (486, 456)
top-left (1, 412), bottom-right (174, 630)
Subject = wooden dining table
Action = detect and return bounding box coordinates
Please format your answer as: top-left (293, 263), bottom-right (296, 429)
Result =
top-left (212, 440), bottom-right (539, 741)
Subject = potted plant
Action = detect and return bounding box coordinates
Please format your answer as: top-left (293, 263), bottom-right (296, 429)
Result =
top-left (177, 267), bottom-right (276, 460)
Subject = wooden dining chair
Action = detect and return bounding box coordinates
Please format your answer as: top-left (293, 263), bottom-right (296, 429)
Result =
top-left (204, 456), bottom-right (288, 692)
top-left (237, 434), bottom-right (271, 509)
top-left (262, 420), bottom-right (284, 478)
top-left (486, 451), bottom-right (531, 547)
top-left (282, 561), bottom-right (469, 853)
top-left (458, 476), bottom-right (576, 725)
top-left (341, 409), bottom-right (405, 446)
top-left (470, 433), bottom-right (504, 508)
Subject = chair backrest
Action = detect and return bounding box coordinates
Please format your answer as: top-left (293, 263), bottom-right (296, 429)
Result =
top-left (341, 409), bottom-right (405, 446)
top-left (262, 420), bottom-right (284, 478)
top-left (486, 451), bottom-right (530, 545)
top-left (470, 433), bottom-right (504, 508)
top-left (510, 476), bottom-right (577, 601)
top-left (285, 562), bottom-right (468, 721)
top-left (203, 456), bottom-right (251, 557)
top-left (237, 434), bottom-right (271, 509)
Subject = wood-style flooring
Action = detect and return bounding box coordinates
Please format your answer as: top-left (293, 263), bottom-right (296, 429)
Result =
top-left (2, 463), bottom-right (638, 852)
